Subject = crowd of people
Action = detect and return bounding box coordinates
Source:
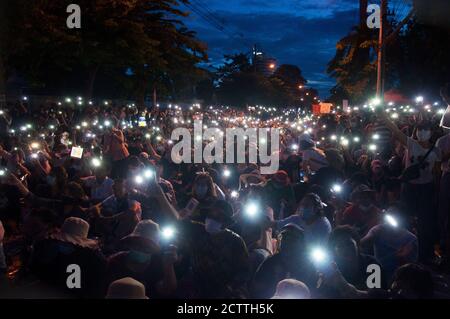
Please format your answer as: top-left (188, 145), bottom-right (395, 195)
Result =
top-left (1, 88), bottom-right (450, 299)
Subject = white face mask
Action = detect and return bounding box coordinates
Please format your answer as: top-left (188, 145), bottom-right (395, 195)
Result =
top-left (417, 130), bottom-right (431, 142)
top-left (205, 218), bottom-right (222, 234)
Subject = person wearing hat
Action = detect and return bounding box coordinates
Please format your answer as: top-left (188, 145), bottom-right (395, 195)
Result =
top-left (106, 277), bottom-right (149, 299)
top-left (271, 279), bottom-right (311, 299)
top-left (30, 217), bottom-right (107, 298)
top-left (338, 184), bottom-right (381, 237)
top-left (106, 220), bottom-right (178, 298)
top-left (251, 224), bottom-right (317, 299)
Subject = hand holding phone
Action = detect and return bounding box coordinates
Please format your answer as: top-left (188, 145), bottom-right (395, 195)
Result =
top-left (184, 198), bottom-right (199, 216)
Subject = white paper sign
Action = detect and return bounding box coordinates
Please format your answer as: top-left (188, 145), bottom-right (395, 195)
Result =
top-left (70, 147), bottom-right (84, 159)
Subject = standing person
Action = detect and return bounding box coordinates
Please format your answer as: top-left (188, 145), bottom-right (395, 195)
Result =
top-left (437, 84), bottom-right (450, 267)
top-left (378, 109), bottom-right (440, 264)
top-left (103, 124), bottom-right (129, 179)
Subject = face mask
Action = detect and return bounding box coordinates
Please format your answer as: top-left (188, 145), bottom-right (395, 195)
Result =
top-left (300, 207), bottom-right (315, 221)
top-left (205, 218), bottom-right (222, 234)
top-left (417, 130), bottom-right (431, 142)
top-left (46, 176), bottom-right (56, 186)
top-left (196, 185), bottom-right (208, 198)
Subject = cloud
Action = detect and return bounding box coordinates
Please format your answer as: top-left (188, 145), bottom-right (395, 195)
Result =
top-left (183, 0), bottom-right (360, 96)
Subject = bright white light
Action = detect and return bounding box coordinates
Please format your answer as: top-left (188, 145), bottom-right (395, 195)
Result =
top-left (369, 144), bottom-right (377, 151)
top-left (81, 122), bottom-right (88, 127)
top-left (0, 169), bottom-right (6, 176)
top-left (340, 139), bottom-right (349, 147)
top-left (22, 96), bottom-right (28, 101)
top-left (91, 158), bottom-right (101, 167)
top-left (144, 169), bottom-right (154, 179)
top-left (385, 214), bottom-right (398, 227)
top-left (372, 98), bottom-right (382, 106)
top-left (65, 98), bottom-right (72, 103)
top-left (30, 142), bottom-right (40, 149)
top-left (223, 169), bottom-right (231, 178)
top-left (330, 135), bottom-right (337, 141)
top-left (245, 202), bottom-right (259, 218)
top-left (353, 137), bottom-right (360, 143)
top-left (230, 190), bottom-right (239, 198)
top-left (291, 144), bottom-right (299, 151)
top-left (104, 120), bottom-right (111, 127)
top-left (135, 175), bottom-right (144, 185)
top-left (310, 247), bottom-right (329, 264)
top-left (416, 96), bottom-right (424, 103)
top-left (332, 184), bottom-right (342, 193)
top-left (372, 134), bottom-right (380, 140)
top-left (161, 226), bottom-right (175, 240)
top-left (391, 113), bottom-right (399, 119)
top-left (31, 153), bottom-right (39, 159)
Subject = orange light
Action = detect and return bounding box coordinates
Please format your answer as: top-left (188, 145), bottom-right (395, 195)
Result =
top-left (269, 63), bottom-right (275, 69)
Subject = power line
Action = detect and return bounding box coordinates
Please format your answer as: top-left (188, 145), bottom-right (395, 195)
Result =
top-left (183, 1), bottom-right (252, 50)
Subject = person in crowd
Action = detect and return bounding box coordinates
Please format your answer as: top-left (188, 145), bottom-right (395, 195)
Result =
top-left (262, 170), bottom-right (296, 219)
top-left (337, 185), bottom-right (381, 237)
top-left (106, 277), bottom-right (149, 299)
top-left (1, 97), bottom-right (450, 300)
top-left (30, 217), bottom-right (107, 298)
top-left (251, 224), bottom-right (317, 298)
top-left (378, 109), bottom-right (440, 263)
top-left (106, 220), bottom-right (178, 298)
top-left (81, 166), bottom-right (114, 204)
top-left (360, 205), bottom-right (418, 284)
top-left (272, 193), bottom-right (332, 245)
top-left (271, 279), bottom-right (311, 299)
top-left (328, 225), bottom-right (379, 290)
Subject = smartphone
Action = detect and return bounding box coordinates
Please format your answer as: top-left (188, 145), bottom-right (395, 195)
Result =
top-left (185, 198), bottom-right (199, 215)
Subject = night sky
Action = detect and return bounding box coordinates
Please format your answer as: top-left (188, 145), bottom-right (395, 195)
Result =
top-left (181, 0), bottom-right (361, 97)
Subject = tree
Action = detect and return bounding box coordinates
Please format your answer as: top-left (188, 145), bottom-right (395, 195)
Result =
top-left (273, 64), bottom-right (306, 88)
top-left (3, 0), bottom-right (207, 103)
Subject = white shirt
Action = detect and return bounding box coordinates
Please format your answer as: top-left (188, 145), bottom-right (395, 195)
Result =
top-left (405, 137), bottom-right (440, 184)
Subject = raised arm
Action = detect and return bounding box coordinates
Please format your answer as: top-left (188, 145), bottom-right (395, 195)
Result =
top-left (376, 107), bottom-right (407, 146)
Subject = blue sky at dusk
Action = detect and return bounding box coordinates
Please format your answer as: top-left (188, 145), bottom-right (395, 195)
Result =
top-left (181, 0), bottom-right (362, 97)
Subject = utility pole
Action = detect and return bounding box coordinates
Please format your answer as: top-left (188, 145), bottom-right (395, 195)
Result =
top-left (376, 0), bottom-right (388, 100)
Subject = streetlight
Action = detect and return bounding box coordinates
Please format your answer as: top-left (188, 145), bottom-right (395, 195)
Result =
top-left (269, 63), bottom-right (276, 69)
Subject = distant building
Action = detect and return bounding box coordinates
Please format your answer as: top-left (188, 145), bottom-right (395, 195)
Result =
top-left (252, 45), bottom-right (277, 77)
